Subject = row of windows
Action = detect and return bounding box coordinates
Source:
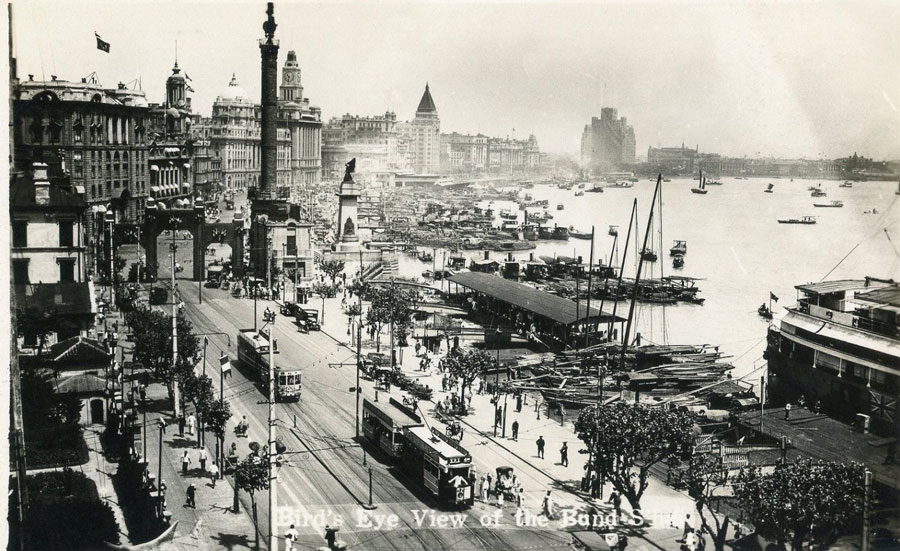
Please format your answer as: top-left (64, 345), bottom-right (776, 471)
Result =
top-left (12, 219), bottom-right (75, 248)
top-left (23, 114), bottom-right (146, 147)
top-left (11, 258), bottom-right (76, 284)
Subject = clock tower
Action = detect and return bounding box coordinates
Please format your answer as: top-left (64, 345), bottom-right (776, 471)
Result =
top-left (280, 50), bottom-right (303, 102)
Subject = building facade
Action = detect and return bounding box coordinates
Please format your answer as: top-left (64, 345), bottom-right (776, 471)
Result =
top-left (13, 75), bottom-right (151, 225)
top-left (147, 62), bottom-right (196, 208)
top-left (11, 162), bottom-right (96, 342)
top-left (400, 84), bottom-right (441, 174)
top-left (580, 107), bottom-right (636, 173)
top-left (647, 144), bottom-right (698, 175)
top-left (278, 50), bottom-right (323, 194)
top-left (321, 111), bottom-right (409, 179)
top-left (201, 74), bottom-right (292, 194)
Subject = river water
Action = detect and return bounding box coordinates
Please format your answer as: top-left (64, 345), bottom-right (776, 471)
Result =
top-left (396, 177), bottom-right (900, 388)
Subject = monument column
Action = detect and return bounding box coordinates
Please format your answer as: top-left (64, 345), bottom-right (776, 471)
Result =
top-left (259, 2), bottom-right (279, 199)
top-left (335, 158), bottom-right (361, 252)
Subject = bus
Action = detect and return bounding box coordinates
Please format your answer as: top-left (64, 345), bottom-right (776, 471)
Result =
top-left (362, 398), bottom-right (474, 509)
top-left (236, 328), bottom-right (301, 401)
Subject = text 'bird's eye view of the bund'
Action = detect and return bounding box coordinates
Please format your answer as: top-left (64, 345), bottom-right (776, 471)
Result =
top-left (3, 2), bottom-right (900, 551)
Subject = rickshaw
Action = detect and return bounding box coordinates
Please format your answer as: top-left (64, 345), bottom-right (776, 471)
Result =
top-left (445, 420), bottom-right (464, 441)
top-left (495, 466), bottom-right (517, 501)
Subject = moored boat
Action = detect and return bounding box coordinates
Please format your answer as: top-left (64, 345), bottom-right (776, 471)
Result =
top-left (764, 183), bottom-right (774, 193)
top-left (778, 216), bottom-right (817, 224)
top-left (670, 240), bottom-right (687, 256)
top-left (691, 171), bottom-right (708, 194)
top-left (640, 248), bottom-right (658, 262)
top-left (568, 226), bottom-right (592, 240)
top-left (608, 225), bottom-right (618, 236)
top-left (813, 200), bottom-right (843, 208)
top-left (672, 255), bottom-right (684, 269)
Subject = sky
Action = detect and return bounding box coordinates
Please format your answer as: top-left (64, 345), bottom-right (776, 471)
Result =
top-left (9, 0), bottom-right (900, 159)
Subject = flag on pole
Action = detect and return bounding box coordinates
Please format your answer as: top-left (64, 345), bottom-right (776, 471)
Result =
top-left (184, 72), bottom-right (193, 81)
top-left (220, 353), bottom-right (232, 378)
top-left (186, 84), bottom-right (195, 93)
top-left (95, 32), bottom-right (111, 53)
top-left (770, 292), bottom-right (779, 302)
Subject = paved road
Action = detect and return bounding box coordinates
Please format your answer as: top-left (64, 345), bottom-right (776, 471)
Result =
top-left (177, 282), bottom-right (573, 551)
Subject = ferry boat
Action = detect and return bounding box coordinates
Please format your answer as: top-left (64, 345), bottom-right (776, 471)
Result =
top-left (813, 200), bottom-right (843, 208)
top-left (765, 277), bottom-right (900, 435)
top-left (811, 189), bottom-right (827, 198)
top-left (777, 216), bottom-right (817, 224)
top-left (552, 226), bottom-right (569, 240)
top-left (568, 226), bottom-right (592, 240)
top-left (499, 209), bottom-right (518, 220)
top-left (522, 225), bottom-right (539, 241)
top-left (608, 180), bottom-right (634, 189)
top-left (530, 210), bottom-right (553, 222)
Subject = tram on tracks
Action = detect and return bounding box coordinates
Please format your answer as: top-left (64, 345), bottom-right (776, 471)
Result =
top-left (237, 328), bottom-right (302, 401)
top-left (362, 398), bottom-right (474, 508)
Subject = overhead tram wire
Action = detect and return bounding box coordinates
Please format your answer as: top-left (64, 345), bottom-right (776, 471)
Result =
top-left (818, 193), bottom-right (900, 282)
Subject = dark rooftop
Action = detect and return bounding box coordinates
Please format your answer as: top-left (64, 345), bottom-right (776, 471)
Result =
top-left (795, 279), bottom-right (885, 296)
top-left (10, 171), bottom-right (86, 211)
top-left (856, 285), bottom-right (900, 309)
top-left (416, 83), bottom-right (437, 114)
top-left (15, 283), bottom-right (95, 317)
top-left (448, 271), bottom-right (625, 326)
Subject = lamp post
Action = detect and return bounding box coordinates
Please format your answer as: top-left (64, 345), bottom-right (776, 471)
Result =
top-left (494, 328), bottom-right (501, 437)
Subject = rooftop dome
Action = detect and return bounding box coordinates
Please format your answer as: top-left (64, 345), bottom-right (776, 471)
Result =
top-left (168, 62), bottom-right (185, 81)
top-left (218, 73), bottom-right (249, 102)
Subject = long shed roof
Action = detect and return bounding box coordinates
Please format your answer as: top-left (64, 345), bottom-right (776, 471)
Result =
top-left (448, 272), bottom-right (625, 326)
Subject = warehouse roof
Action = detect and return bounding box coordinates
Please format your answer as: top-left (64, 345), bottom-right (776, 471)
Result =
top-left (448, 272), bottom-right (625, 326)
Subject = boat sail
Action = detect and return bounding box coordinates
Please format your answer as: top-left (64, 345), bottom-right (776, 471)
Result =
top-left (691, 170), bottom-right (708, 194)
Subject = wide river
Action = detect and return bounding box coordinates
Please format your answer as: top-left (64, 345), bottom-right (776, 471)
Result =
top-left (396, 177), bottom-right (900, 389)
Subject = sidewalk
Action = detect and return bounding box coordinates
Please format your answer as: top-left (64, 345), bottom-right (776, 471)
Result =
top-left (107, 309), bottom-right (261, 550)
top-left (315, 293), bottom-right (720, 551)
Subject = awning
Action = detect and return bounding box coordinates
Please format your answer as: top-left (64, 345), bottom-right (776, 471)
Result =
top-left (74, 185), bottom-right (85, 195)
top-left (150, 165), bottom-right (160, 172)
top-left (150, 186), bottom-right (161, 193)
top-left (183, 163), bottom-right (191, 168)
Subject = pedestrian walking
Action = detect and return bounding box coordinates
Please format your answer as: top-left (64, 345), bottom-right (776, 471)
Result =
top-left (511, 419), bottom-right (519, 441)
top-left (284, 524), bottom-right (299, 551)
top-left (324, 525), bottom-right (340, 550)
top-left (536, 436), bottom-right (545, 459)
top-left (209, 463), bottom-right (219, 488)
top-left (198, 448), bottom-right (207, 471)
top-left (680, 513), bottom-right (695, 542)
top-left (481, 475), bottom-right (489, 502)
top-left (784, 402), bottom-right (792, 420)
top-left (185, 483), bottom-right (196, 508)
top-left (516, 393), bottom-right (523, 413)
top-left (181, 451), bottom-right (192, 475)
top-left (187, 413), bottom-right (197, 436)
top-left (560, 442), bottom-right (569, 467)
top-left (609, 491), bottom-right (622, 521)
top-left (540, 490), bottom-right (554, 519)
top-left (590, 471), bottom-right (600, 499)
top-left (581, 463), bottom-right (590, 492)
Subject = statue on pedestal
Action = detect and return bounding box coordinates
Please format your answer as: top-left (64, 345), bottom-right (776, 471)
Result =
top-left (343, 158), bottom-right (356, 182)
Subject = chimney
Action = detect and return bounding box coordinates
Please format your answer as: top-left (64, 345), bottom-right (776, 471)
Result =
top-left (33, 162), bottom-right (50, 205)
top-left (484, 251), bottom-right (490, 260)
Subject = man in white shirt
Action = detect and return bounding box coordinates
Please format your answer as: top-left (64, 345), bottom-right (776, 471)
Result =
top-left (284, 524), bottom-right (299, 550)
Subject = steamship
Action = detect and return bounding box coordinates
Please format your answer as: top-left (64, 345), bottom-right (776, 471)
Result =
top-left (765, 277), bottom-right (900, 435)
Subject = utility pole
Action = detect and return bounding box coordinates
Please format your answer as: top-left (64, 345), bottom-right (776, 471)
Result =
top-left (584, 226), bottom-right (595, 348)
top-left (267, 321), bottom-right (277, 551)
top-left (862, 469), bottom-right (873, 551)
top-left (10, 301), bottom-right (28, 551)
top-left (356, 248), bottom-right (364, 439)
top-left (219, 352), bottom-right (225, 478)
top-left (171, 228), bottom-right (181, 418)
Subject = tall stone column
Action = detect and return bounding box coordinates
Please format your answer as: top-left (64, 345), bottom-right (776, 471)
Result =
top-left (258, 6), bottom-right (279, 197)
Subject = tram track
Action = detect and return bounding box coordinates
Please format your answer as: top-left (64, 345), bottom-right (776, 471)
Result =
top-left (180, 286), bottom-right (569, 550)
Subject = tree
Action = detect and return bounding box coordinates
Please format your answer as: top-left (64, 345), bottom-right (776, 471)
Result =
top-left (319, 259), bottom-right (346, 285)
top-left (16, 307), bottom-right (71, 359)
top-left (312, 281), bottom-right (332, 324)
top-left (366, 285), bottom-right (419, 358)
top-left (668, 451), bottom-right (734, 551)
top-left (182, 373), bottom-right (214, 447)
top-left (574, 402), bottom-right (694, 511)
top-left (124, 306), bottom-right (199, 414)
top-left (735, 459), bottom-right (865, 551)
top-left (203, 399), bottom-right (232, 477)
top-left (443, 348), bottom-right (493, 415)
top-left (234, 455), bottom-right (269, 550)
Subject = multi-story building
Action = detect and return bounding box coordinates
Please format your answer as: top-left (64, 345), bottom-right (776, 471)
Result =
top-left (278, 50), bottom-right (323, 194)
top-left (147, 62), bottom-right (195, 208)
top-left (647, 144), bottom-right (698, 175)
top-left (202, 74), bottom-right (291, 194)
top-left (580, 107), bottom-right (636, 173)
top-left (11, 161), bottom-right (96, 342)
top-left (13, 75), bottom-right (151, 226)
top-left (192, 123), bottom-right (223, 199)
top-left (400, 84), bottom-right (441, 174)
top-left (766, 278), bottom-right (900, 436)
top-left (321, 111), bottom-right (409, 179)
top-left (440, 132), bottom-right (540, 174)
top-left (201, 51), bottom-right (322, 198)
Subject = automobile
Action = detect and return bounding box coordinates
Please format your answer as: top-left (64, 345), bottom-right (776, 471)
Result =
top-left (300, 308), bottom-right (320, 331)
top-left (280, 301), bottom-right (301, 317)
top-left (149, 287), bottom-right (168, 305)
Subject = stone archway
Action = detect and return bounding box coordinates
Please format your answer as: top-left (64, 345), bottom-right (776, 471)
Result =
top-left (142, 204), bottom-right (246, 282)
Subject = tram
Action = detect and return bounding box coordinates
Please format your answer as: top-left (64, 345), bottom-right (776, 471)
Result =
top-left (362, 398), bottom-right (474, 508)
top-left (237, 328), bottom-right (302, 401)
